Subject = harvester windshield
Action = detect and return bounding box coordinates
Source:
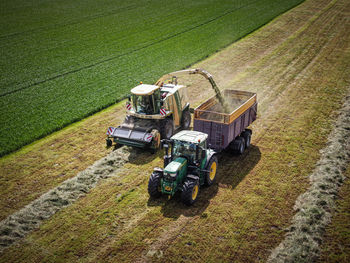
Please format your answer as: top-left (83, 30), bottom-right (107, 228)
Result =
top-left (130, 84), bottom-right (161, 114)
top-left (133, 95), bottom-right (154, 114)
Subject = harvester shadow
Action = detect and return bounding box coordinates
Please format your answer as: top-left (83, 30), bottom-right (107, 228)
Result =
top-left (147, 145), bottom-right (261, 219)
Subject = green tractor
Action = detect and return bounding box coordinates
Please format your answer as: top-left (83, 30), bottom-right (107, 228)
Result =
top-left (148, 130), bottom-right (218, 205)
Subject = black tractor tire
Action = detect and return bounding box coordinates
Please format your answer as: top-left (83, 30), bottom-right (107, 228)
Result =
top-left (106, 138), bottom-right (113, 147)
top-left (181, 179), bottom-right (200, 206)
top-left (161, 119), bottom-right (174, 139)
top-left (205, 156), bottom-right (218, 186)
top-left (236, 137), bottom-right (245, 155)
top-left (148, 172), bottom-right (162, 198)
top-left (181, 110), bottom-right (191, 130)
top-left (242, 129), bottom-right (252, 148)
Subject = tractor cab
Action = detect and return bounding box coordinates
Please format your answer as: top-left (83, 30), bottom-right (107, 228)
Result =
top-left (171, 130), bottom-right (208, 164)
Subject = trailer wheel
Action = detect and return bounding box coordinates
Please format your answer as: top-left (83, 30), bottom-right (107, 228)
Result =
top-left (242, 131), bottom-right (251, 148)
top-left (181, 179), bottom-right (199, 206)
top-left (181, 110), bottom-right (191, 130)
top-left (148, 172), bottom-right (162, 198)
top-left (161, 119), bottom-right (174, 139)
top-left (237, 137), bottom-right (245, 155)
top-left (205, 156), bottom-right (218, 186)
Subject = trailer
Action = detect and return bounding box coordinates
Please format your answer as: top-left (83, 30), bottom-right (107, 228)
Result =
top-left (193, 89), bottom-right (257, 153)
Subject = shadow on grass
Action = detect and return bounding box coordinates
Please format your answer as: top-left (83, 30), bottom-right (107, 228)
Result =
top-left (147, 145), bottom-right (261, 219)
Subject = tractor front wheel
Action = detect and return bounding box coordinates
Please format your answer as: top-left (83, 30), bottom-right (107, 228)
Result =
top-left (181, 179), bottom-right (200, 206)
top-left (148, 172), bottom-right (162, 198)
top-left (205, 156), bottom-right (218, 186)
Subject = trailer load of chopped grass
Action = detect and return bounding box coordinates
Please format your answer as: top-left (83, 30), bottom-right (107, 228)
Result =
top-left (0, 0), bottom-right (304, 156)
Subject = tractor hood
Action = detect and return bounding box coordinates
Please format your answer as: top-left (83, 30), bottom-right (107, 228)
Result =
top-left (164, 157), bottom-right (187, 174)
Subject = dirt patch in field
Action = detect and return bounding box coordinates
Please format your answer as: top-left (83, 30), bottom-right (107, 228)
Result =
top-left (0, 146), bottom-right (136, 252)
top-left (268, 93), bottom-right (350, 262)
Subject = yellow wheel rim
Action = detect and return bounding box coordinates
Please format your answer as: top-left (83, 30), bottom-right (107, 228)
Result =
top-left (192, 185), bottom-right (199, 200)
top-left (209, 161), bottom-right (217, 181)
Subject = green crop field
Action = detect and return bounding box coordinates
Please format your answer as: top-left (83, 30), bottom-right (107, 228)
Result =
top-left (0, 0), bottom-right (304, 156)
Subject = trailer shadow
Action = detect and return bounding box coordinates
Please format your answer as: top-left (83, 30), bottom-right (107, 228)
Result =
top-left (147, 145), bottom-right (261, 219)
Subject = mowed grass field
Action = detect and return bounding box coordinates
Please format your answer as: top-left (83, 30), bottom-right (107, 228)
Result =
top-left (0, 0), bottom-right (304, 156)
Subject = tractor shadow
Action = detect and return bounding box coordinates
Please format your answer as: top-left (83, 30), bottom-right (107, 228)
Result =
top-left (147, 145), bottom-right (261, 219)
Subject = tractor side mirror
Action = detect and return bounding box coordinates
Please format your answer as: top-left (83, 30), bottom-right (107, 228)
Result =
top-left (127, 95), bottom-right (131, 102)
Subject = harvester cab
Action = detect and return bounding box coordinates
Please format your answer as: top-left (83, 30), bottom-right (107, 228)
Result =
top-left (148, 130), bottom-right (218, 205)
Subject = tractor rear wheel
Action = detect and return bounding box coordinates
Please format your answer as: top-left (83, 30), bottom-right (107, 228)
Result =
top-left (181, 179), bottom-right (200, 206)
top-left (161, 119), bottom-right (174, 139)
top-left (205, 156), bottom-right (218, 186)
top-left (148, 172), bottom-right (162, 198)
top-left (181, 110), bottom-right (191, 130)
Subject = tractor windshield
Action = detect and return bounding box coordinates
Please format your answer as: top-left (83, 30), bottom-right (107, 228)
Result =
top-left (133, 95), bottom-right (154, 114)
top-left (173, 140), bottom-right (196, 161)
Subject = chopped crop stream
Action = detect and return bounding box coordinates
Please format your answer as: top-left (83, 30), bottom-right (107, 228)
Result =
top-left (0, 0), bottom-right (304, 156)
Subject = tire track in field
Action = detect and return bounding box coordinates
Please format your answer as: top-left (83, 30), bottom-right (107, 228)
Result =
top-left (0, 146), bottom-right (135, 253)
top-left (0, 0), bottom-right (266, 98)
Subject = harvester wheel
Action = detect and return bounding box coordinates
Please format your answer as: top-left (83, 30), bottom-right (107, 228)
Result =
top-left (161, 119), bottom-right (174, 139)
top-left (150, 129), bottom-right (161, 153)
top-left (106, 138), bottom-right (112, 147)
top-left (181, 179), bottom-right (199, 206)
top-left (148, 172), bottom-right (162, 198)
top-left (205, 156), bottom-right (218, 186)
top-left (181, 110), bottom-right (191, 130)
